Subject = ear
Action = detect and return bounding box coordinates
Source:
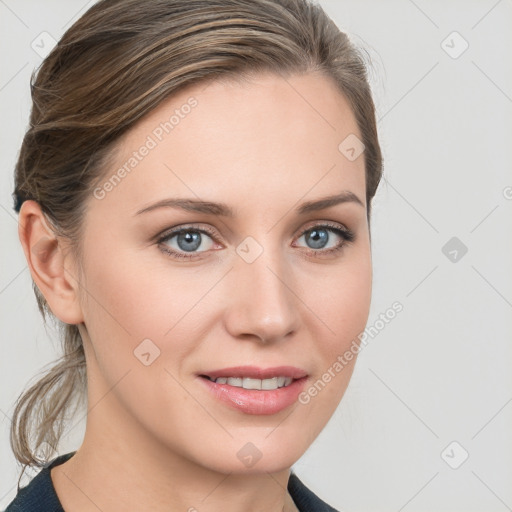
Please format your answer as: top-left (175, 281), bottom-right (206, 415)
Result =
top-left (18, 200), bottom-right (84, 325)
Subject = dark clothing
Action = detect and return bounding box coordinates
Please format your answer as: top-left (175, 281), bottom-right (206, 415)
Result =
top-left (4, 452), bottom-right (339, 511)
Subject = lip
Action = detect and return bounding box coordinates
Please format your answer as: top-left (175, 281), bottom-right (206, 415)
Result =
top-left (197, 366), bottom-right (308, 415)
top-left (199, 365), bottom-right (308, 380)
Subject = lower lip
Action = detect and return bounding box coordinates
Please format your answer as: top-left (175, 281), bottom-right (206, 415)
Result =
top-left (198, 376), bottom-right (308, 415)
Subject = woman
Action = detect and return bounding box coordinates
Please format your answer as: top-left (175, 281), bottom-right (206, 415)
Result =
top-left (6, 0), bottom-right (382, 510)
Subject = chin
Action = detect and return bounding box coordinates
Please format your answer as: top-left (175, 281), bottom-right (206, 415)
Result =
top-left (190, 427), bottom-right (313, 475)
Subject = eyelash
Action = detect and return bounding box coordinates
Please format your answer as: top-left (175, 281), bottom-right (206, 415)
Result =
top-left (156, 222), bottom-right (355, 261)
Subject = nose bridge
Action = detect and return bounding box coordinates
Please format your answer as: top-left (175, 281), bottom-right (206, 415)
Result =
top-left (224, 235), bottom-right (299, 343)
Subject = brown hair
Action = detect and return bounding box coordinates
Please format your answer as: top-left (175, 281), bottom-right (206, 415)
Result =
top-left (11, 0), bottom-right (382, 476)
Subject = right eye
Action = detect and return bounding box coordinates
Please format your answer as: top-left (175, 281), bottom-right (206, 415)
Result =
top-left (157, 225), bottom-right (220, 260)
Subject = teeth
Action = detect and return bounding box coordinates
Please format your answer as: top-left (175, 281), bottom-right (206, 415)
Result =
top-left (261, 377), bottom-right (278, 390)
top-left (243, 377), bottom-right (261, 390)
top-left (211, 376), bottom-right (294, 390)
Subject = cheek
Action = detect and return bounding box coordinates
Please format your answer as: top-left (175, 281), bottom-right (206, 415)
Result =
top-left (307, 243), bottom-right (372, 351)
top-left (79, 235), bottom-right (175, 337)
top-left (77, 233), bottom-right (212, 386)
top-left (329, 262), bottom-right (372, 342)
top-left (298, 244), bottom-right (371, 418)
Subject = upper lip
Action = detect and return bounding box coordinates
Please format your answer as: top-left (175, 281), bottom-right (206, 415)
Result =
top-left (199, 365), bottom-right (308, 380)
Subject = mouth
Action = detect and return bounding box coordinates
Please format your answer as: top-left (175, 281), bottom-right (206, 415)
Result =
top-left (200, 375), bottom-right (295, 390)
top-left (197, 366), bottom-right (309, 415)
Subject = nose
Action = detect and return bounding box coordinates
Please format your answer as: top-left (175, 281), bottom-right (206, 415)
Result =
top-left (223, 243), bottom-right (300, 344)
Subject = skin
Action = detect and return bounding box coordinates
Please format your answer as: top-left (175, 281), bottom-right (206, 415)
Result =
top-left (19, 72), bottom-right (372, 512)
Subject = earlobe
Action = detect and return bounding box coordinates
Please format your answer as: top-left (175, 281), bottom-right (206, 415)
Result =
top-left (18, 200), bottom-right (84, 325)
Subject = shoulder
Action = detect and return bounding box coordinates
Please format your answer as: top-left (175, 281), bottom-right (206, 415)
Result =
top-left (288, 472), bottom-right (340, 512)
top-left (4, 453), bottom-right (75, 512)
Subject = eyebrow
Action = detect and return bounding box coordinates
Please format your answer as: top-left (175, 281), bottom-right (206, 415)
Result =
top-left (135, 190), bottom-right (364, 217)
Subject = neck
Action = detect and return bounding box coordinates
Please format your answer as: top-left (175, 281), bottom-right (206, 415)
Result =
top-left (51, 401), bottom-right (297, 512)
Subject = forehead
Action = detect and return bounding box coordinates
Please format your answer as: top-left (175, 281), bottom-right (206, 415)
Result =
top-left (91, 72), bottom-right (366, 217)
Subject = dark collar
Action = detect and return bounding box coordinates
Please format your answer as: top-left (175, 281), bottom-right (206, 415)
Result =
top-left (288, 471), bottom-right (340, 511)
top-left (4, 452), bottom-right (74, 512)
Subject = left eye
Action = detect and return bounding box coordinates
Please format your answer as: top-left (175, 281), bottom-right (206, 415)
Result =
top-left (294, 225), bottom-right (350, 251)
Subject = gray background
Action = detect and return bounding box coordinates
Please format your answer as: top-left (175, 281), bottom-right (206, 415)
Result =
top-left (1, 1), bottom-right (511, 510)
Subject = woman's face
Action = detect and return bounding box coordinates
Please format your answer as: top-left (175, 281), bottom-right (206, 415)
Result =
top-left (73, 72), bottom-right (372, 473)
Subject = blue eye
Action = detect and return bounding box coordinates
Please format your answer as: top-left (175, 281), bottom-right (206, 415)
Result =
top-left (158, 227), bottom-right (216, 259)
top-left (157, 223), bottom-right (354, 261)
top-left (294, 224), bottom-right (355, 256)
